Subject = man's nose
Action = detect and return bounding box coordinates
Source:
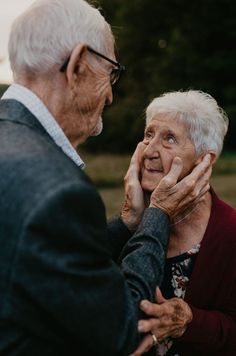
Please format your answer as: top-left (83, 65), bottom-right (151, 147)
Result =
top-left (105, 88), bottom-right (113, 106)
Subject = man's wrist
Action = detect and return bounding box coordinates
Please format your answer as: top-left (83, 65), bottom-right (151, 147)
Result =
top-left (120, 213), bottom-right (140, 232)
top-left (149, 202), bottom-right (170, 217)
top-left (135, 207), bottom-right (170, 245)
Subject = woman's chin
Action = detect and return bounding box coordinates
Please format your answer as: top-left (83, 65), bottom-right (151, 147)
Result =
top-left (141, 181), bottom-right (157, 193)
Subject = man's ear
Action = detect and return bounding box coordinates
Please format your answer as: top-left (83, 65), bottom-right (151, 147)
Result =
top-left (195, 152), bottom-right (217, 165)
top-left (66, 43), bottom-right (87, 90)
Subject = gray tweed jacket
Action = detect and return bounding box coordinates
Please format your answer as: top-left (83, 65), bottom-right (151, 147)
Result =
top-left (0, 99), bottom-right (169, 356)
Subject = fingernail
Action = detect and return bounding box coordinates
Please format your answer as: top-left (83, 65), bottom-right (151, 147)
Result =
top-left (141, 301), bottom-right (148, 309)
top-left (138, 321), bottom-right (144, 332)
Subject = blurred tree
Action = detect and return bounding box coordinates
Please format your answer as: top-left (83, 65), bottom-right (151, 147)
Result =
top-left (84, 0), bottom-right (236, 152)
top-left (0, 84), bottom-right (8, 98)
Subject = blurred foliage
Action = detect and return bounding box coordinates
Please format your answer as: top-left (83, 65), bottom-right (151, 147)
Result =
top-left (84, 0), bottom-right (236, 152)
top-left (1, 0), bottom-right (236, 153)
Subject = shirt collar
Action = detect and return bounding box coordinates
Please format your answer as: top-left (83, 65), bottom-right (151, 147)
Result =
top-left (2, 83), bottom-right (85, 169)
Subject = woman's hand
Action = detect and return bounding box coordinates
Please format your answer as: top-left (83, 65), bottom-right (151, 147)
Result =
top-left (121, 142), bottom-right (147, 231)
top-left (131, 288), bottom-right (192, 356)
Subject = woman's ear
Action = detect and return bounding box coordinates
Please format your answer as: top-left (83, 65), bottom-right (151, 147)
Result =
top-left (195, 152), bottom-right (217, 165)
top-left (66, 43), bottom-right (87, 91)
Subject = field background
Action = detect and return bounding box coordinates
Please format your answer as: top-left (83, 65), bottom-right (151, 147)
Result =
top-left (82, 151), bottom-right (236, 218)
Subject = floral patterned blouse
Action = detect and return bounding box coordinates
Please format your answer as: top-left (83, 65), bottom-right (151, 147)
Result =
top-left (155, 244), bottom-right (201, 356)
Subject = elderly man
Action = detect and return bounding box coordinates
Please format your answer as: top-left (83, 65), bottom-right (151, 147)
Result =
top-left (0, 0), bottom-right (211, 355)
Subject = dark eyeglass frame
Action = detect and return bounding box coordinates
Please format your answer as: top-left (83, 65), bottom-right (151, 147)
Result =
top-left (59, 46), bottom-right (125, 85)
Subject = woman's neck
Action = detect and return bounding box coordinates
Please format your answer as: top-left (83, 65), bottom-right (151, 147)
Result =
top-left (167, 192), bottom-right (212, 258)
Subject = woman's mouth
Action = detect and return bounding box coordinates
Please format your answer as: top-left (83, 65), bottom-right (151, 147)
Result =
top-left (144, 166), bottom-right (164, 173)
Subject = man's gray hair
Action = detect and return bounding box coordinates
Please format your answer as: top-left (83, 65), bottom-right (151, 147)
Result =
top-left (146, 90), bottom-right (229, 158)
top-left (8, 0), bottom-right (113, 77)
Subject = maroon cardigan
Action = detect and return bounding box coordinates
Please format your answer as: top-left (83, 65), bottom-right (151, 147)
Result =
top-left (176, 189), bottom-right (236, 355)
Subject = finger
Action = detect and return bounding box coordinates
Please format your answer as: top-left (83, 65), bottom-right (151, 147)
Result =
top-left (155, 287), bottom-right (166, 304)
top-left (201, 153), bottom-right (212, 169)
top-left (158, 157), bottom-right (183, 188)
top-left (138, 318), bottom-right (160, 333)
top-left (138, 319), bottom-right (181, 338)
top-left (202, 160), bottom-right (212, 178)
top-left (140, 300), bottom-right (163, 316)
top-left (177, 174), bottom-right (210, 210)
top-left (131, 334), bottom-right (154, 356)
top-left (194, 162), bottom-right (212, 188)
top-left (174, 154), bottom-right (211, 199)
top-left (198, 184), bottom-right (210, 203)
top-left (188, 153), bottom-right (211, 182)
top-left (125, 142), bottom-right (146, 181)
top-left (195, 168), bottom-right (212, 196)
top-left (130, 142), bottom-right (146, 166)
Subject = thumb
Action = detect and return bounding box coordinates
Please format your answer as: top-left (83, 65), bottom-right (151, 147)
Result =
top-left (155, 287), bottom-right (166, 304)
top-left (130, 142), bottom-right (146, 166)
top-left (125, 142), bottom-right (145, 181)
top-left (162, 157), bottom-right (183, 187)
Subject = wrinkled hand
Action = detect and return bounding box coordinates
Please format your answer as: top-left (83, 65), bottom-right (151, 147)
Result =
top-left (121, 142), bottom-right (147, 231)
top-left (150, 154), bottom-right (212, 218)
top-left (131, 288), bottom-right (192, 356)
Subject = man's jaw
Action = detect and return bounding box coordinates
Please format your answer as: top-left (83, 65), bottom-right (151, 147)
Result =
top-left (91, 116), bottom-right (103, 136)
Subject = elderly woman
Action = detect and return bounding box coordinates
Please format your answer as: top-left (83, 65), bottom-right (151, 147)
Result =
top-left (131, 90), bottom-right (236, 356)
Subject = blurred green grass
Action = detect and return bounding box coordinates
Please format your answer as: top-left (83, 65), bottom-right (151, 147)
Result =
top-left (81, 151), bottom-right (236, 217)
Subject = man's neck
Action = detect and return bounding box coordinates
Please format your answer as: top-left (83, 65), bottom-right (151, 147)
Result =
top-left (16, 76), bottom-right (73, 139)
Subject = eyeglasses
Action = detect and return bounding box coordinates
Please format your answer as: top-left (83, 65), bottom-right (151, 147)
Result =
top-left (59, 46), bottom-right (125, 85)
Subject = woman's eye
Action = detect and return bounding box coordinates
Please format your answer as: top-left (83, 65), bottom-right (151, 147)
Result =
top-left (165, 135), bottom-right (176, 144)
top-left (143, 131), bottom-right (153, 141)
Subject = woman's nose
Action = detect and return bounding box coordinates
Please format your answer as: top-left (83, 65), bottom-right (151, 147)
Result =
top-left (144, 138), bottom-right (160, 159)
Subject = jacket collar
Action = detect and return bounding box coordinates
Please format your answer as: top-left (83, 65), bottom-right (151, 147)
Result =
top-left (0, 99), bottom-right (47, 135)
